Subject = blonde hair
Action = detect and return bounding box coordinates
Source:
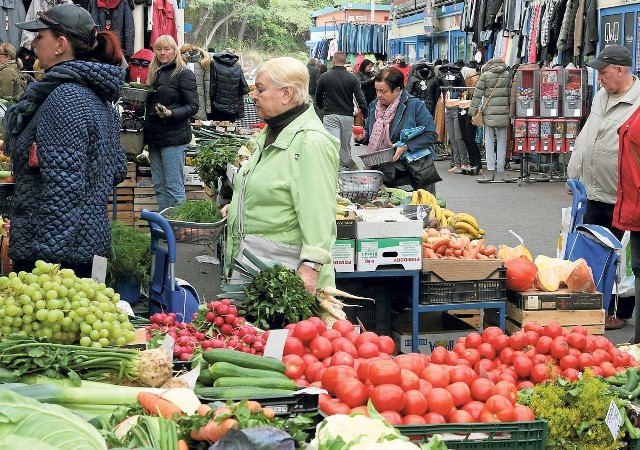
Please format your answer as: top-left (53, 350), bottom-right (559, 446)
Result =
top-left (256, 57), bottom-right (309, 105)
top-left (146, 35), bottom-right (186, 85)
top-left (0, 43), bottom-right (16, 61)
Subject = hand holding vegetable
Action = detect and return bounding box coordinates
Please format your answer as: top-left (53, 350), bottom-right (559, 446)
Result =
top-left (296, 264), bottom-right (319, 295)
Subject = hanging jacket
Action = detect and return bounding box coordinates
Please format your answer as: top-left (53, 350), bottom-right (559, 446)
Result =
top-left (407, 62), bottom-right (439, 117)
top-left (557, 0), bottom-right (578, 52)
top-left (209, 52), bottom-right (249, 116)
top-left (437, 64), bottom-right (466, 100)
top-left (468, 58), bottom-right (511, 128)
top-left (150, 0), bottom-right (177, 46)
top-left (89, 0), bottom-right (135, 58)
top-left (145, 61), bottom-right (199, 148)
top-left (4, 60), bottom-right (127, 265)
top-left (21, 0), bottom-right (71, 49)
top-left (0, 0), bottom-right (25, 49)
top-left (484, 0), bottom-right (504, 29)
top-left (614, 107), bottom-right (640, 232)
top-left (128, 48), bottom-right (153, 83)
top-left (180, 44), bottom-right (211, 121)
top-left (583, 0), bottom-right (598, 56)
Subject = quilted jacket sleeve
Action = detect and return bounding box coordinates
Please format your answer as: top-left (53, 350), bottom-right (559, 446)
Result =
top-left (172, 69), bottom-right (199, 122)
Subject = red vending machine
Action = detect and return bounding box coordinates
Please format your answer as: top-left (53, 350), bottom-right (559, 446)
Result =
top-left (539, 119), bottom-right (553, 152)
top-left (540, 68), bottom-right (563, 117)
top-left (516, 67), bottom-right (540, 117)
top-left (552, 119), bottom-right (566, 153)
top-left (563, 68), bottom-right (588, 118)
top-left (565, 119), bottom-right (580, 153)
top-left (514, 118), bottom-right (528, 153)
top-left (527, 119), bottom-right (541, 152)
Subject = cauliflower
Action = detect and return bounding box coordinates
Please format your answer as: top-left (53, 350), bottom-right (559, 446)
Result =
top-left (309, 414), bottom-right (405, 449)
top-left (350, 441), bottom-right (421, 450)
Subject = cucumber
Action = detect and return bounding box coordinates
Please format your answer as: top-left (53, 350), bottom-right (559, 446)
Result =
top-left (198, 363), bottom-right (214, 386)
top-left (213, 377), bottom-right (299, 390)
top-left (209, 362), bottom-right (289, 380)
top-left (202, 348), bottom-right (286, 373)
top-left (195, 386), bottom-right (296, 400)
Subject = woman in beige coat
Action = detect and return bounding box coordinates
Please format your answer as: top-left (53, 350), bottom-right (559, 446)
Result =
top-left (0, 43), bottom-right (25, 100)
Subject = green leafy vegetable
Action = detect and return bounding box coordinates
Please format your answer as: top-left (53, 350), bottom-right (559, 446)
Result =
top-left (108, 221), bottom-right (151, 287)
top-left (0, 389), bottom-right (108, 449)
top-left (167, 200), bottom-right (223, 223)
top-left (190, 137), bottom-right (247, 187)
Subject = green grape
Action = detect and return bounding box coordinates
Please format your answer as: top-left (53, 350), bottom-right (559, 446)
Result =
top-left (57, 285), bottom-right (68, 298)
top-left (62, 278), bottom-right (75, 288)
top-left (41, 328), bottom-right (52, 339)
top-left (72, 316), bottom-right (83, 325)
top-left (98, 337), bottom-right (109, 347)
top-left (52, 331), bottom-right (63, 342)
top-left (17, 270), bottom-right (28, 280)
top-left (68, 310), bottom-right (77, 319)
top-left (79, 298), bottom-right (90, 307)
top-left (0, 297), bottom-right (5, 307)
top-left (50, 323), bottom-right (61, 333)
top-left (18, 294), bottom-right (31, 305)
top-left (103, 312), bottom-right (114, 323)
top-left (79, 336), bottom-right (92, 347)
top-left (89, 330), bottom-right (100, 341)
top-left (99, 328), bottom-right (109, 339)
top-left (61, 317), bottom-right (73, 329)
top-left (46, 310), bottom-right (58, 323)
top-left (42, 280), bottom-right (53, 291)
top-left (115, 336), bottom-right (127, 346)
top-left (7, 271), bottom-right (16, 279)
top-left (47, 298), bottom-right (61, 310)
top-left (35, 299), bottom-right (46, 310)
top-left (3, 316), bottom-right (13, 326)
top-left (80, 323), bottom-right (92, 334)
top-left (117, 313), bottom-right (129, 323)
top-left (35, 309), bottom-right (48, 321)
top-left (104, 287), bottom-right (115, 298)
top-left (6, 305), bottom-right (21, 317)
top-left (76, 306), bottom-right (88, 317)
top-left (124, 330), bottom-right (135, 342)
top-left (32, 290), bottom-right (43, 301)
top-left (21, 323), bottom-right (32, 333)
top-left (22, 304), bottom-right (33, 315)
top-left (21, 315), bottom-right (32, 325)
top-left (113, 293), bottom-right (121, 302)
top-left (91, 342), bottom-right (102, 349)
top-left (52, 275), bottom-right (62, 284)
top-left (0, 325), bottom-right (12, 335)
top-left (45, 290), bottom-right (58, 300)
top-left (85, 314), bottom-right (96, 324)
top-left (31, 321), bottom-right (40, 331)
top-left (12, 317), bottom-right (22, 328)
top-left (92, 320), bottom-right (103, 331)
top-left (111, 327), bottom-right (123, 339)
top-left (5, 297), bottom-right (15, 307)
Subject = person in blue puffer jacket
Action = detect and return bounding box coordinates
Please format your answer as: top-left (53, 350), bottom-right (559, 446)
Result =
top-left (4, 4), bottom-right (128, 277)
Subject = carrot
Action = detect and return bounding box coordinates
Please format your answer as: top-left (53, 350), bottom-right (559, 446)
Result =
top-left (197, 404), bottom-right (213, 416)
top-left (190, 420), bottom-right (219, 442)
top-left (137, 392), bottom-right (182, 419)
top-left (422, 242), bottom-right (433, 248)
top-left (476, 253), bottom-right (490, 260)
top-left (467, 239), bottom-right (484, 259)
top-left (422, 229), bottom-right (430, 243)
top-left (216, 418), bottom-right (239, 441)
top-left (453, 249), bottom-right (463, 257)
top-left (448, 237), bottom-right (462, 250)
top-left (483, 245), bottom-right (497, 256)
top-left (424, 247), bottom-right (437, 259)
top-left (444, 248), bottom-right (453, 257)
top-left (178, 440), bottom-right (189, 450)
top-left (263, 406), bottom-right (276, 420)
top-left (432, 237), bottom-right (449, 253)
top-left (435, 245), bottom-right (446, 255)
top-left (214, 405), bottom-right (233, 419)
top-left (244, 400), bottom-right (263, 414)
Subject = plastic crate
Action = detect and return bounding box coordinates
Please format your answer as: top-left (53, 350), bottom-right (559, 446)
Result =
top-left (337, 170), bottom-right (383, 203)
top-left (419, 267), bottom-right (507, 304)
top-left (121, 86), bottom-right (151, 104)
top-left (360, 147), bottom-right (395, 169)
top-left (397, 420), bottom-right (548, 450)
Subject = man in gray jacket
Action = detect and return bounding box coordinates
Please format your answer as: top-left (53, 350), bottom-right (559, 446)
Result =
top-left (568, 44), bottom-right (640, 329)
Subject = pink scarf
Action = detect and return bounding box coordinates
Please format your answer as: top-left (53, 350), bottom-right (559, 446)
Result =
top-left (367, 92), bottom-right (402, 153)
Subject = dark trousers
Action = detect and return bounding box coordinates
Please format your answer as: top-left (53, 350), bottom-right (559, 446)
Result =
top-left (458, 112), bottom-right (482, 168)
top-left (583, 200), bottom-right (634, 319)
top-left (12, 259), bottom-right (93, 278)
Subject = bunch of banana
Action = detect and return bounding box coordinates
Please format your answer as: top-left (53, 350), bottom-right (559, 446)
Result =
top-left (410, 188), bottom-right (436, 207)
top-left (438, 208), bottom-right (455, 227)
top-left (448, 213), bottom-right (486, 239)
top-left (336, 193), bottom-right (352, 219)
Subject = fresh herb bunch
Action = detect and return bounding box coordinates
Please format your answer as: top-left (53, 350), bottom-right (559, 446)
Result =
top-left (191, 137), bottom-right (247, 187)
top-left (167, 200), bottom-right (222, 223)
top-left (518, 370), bottom-right (625, 450)
top-left (108, 221), bottom-right (151, 287)
top-left (240, 265), bottom-right (318, 330)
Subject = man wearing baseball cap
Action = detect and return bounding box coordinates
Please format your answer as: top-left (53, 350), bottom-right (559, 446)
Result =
top-left (568, 44), bottom-right (640, 330)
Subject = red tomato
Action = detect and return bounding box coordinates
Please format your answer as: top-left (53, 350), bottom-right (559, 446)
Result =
top-left (497, 373), bottom-right (517, 385)
top-left (336, 377), bottom-right (368, 408)
top-left (446, 381), bottom-right (472, 407)
top-left (321, 365), bottom-right (358, 394)
top-left (571, 325), bottom-right (588, 336)
top-left (380, 410), bottom-right (403, 425)
top-left (322, 357), bottom-right (332, 367)
top-left (402, 414), bottom-right (426, 425)
top-left (357, 342), bottom-right (380, 359)
top-left (293, 320), bottom-right (318, 343)
top-left (332, 319), bottom-right (354, 336)
top-left (542, 322), bottom-right (564, 339)
top-left (378, 335), bottom-right (395, 354)
top-left (491, 381), bottom-right (518, 405)
top-left (523, 322), bottom-right (544, 335)
top-left (559, 354), bottom-right (578, 371)
top-left (513, 354), bottom-right (533, 378)
top-left (462, 400), bottom-right (485, 421)
top-left (600, 361), bottom-right (617, 377)
top-left (369, 360), bottom-right (401, 386)
top-left (577, 352), bottom-right (594, 370)
top-left (321, 329), bottom-right (342, 341)
top-left (444, 351), bottom-right (460, 366)
top-left (517, 380), bottom-right (535, 390)
top-left (508, 331), bottom-right (529, 351)
top-left (470, 377), bottom-right (495, 402)
top-left (343, 331), bottom-right (360, 346)
top-left (305, 361), bottom-right (326, 382)
top-left (453, 342), bottom-right (467, 355)
top-left (309, 381), bottom-right (323, 388)
top-left (513, 404), bottom-right (536, 421)
top-left (594, 336), bottom-right (613, 351)
top-left (499, 347), bottom-right (516, 365)
top-left (550, 339), bottom-right (570, 360)
top-left (370, 384), bottom-right (405, 412)
top-left (525, 331), bottom-right (540, 346)
top-left (465, 332), bottom-right (483, 349)
top-left (563, 368), bottom-right (580, 381)
top-left (355, 331), bottom-right (380, 349)
top-left (294, 377), bottom-right (309, 386)
top-left (308, 316), bottom-right (327, 335)
top-left (590, 365), bottom-right (604, 377)
top-left (352, 125), bottom-right (365, 135)
top-left (482, 326), bottom-right (504, 344)
top-left (395, 354), bottom-right (426, 376)
top-left (426, 388), bottom-right (454, 416)
top-left (403, 389), bottom-right (429, 416)
top-left (612, 351), bottom-right (631, 368)
top-left (430, 347), bottom-right (448, 364)
top-left (449, 409), bottom-right (475, 423)
top-left (301, 353), bottom-right (319, 366)
top-left (566, 332), bottom-right (587, 351)
top-left (356, 357), bottom-right (381, 382)
top-left (421, 364), bottom-right (450, 388)
top-left (481, 395), bottom-right (515, 422)
top-left (309, 336), bottom-right (333, 360)
top-left (591, 348), bottom-right (610, 365)
top-left (282, 354), bottom-right (305, 379)
top-left (324, 401), bottom-right (352, 415)
top-left (423, 412), bottom-right (446, 424)
top-left (449, 365), bottom-right (477, 385)
top-left (283, 337), bottom-right (305, 356)
top-left (330, 351), bottom-right (354, 367)
top-left (461, 348), bottom-right (481, 367)
top-left (350, 406), bottom-right (369, 416)
top-left (399, 369), bottom-right (421, 391)
top-left (418, 379), bottom-right (433, 398)
top-left (332, 338), bottom-right (357, 357)
top-left (474, 359), bottom-right (497, 375)
top-left (477, 342), bottom-right (496, 360)
top-left (490, 334), bottom-right (509, 352)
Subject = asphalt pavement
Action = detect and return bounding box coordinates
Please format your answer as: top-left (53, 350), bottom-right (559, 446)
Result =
top-left (166, 144), bottom-right (634, 345)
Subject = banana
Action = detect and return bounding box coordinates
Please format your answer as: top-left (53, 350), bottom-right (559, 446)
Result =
top-left (433, 204), bottom-right (442, 223)
top-left (455, 222), bottom-right (482, 238)
top-left (336, 194), bottom-right (351, 206)
top-left (478, 228), bottom-right (486, 235)
top-left (442, 208), bottom-right (454, 218)
top-left (411, 191), bottom-right (419, 205)
top-left (456, 213), bottom-right (480, 230)
top-left (417, 189), bottom-right (436, 207)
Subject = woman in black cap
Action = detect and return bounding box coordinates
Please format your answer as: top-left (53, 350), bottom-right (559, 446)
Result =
top-left (3, 4), bottom-right (128, 277)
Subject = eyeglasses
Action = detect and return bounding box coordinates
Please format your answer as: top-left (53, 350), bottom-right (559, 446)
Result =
top-left (36, 11), bottom-right (95, 43)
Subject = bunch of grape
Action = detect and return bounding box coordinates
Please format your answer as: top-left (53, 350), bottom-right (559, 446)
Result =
top-left (0, 260), bottom-right (136, 347)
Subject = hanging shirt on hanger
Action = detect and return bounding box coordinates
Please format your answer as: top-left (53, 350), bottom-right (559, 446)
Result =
top-left (150, 0), bottom-right (177, 46)
top-left (89, 0), bottom-right (135, 58)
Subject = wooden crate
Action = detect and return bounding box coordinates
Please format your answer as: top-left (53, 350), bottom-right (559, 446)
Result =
top-left (108, 187), bottom-right (134, 212)
top-left (500, 302), bottom-right (605, 335)
top-left (118, 162), bottom-right (137, 188)
top-left (450, 309), bottom-right (483, 329)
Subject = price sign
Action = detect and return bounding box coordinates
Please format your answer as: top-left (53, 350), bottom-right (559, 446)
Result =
top-left (605, 399), bottom-right (622, 439)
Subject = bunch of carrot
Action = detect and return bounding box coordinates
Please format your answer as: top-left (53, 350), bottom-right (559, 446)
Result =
top-left (422, 230), bottom-right (498, 260)
top-left (189, 400), bottom-right (275, 443)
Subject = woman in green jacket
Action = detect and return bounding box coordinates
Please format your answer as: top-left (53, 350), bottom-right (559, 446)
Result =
top-left (0, 43), bottom-right (24, 100)
top-left (222, 57), bottom-right (340, 295)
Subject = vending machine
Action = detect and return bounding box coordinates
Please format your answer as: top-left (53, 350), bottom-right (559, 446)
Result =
top-left (516, 67), bottom-right (540, 117)
top-left (514, 118), bottom-right (528, 153)
top-left (539, 119), bottom-right (553, 152)
top-left (552, 119), bottom-right (566, 153)
top-left (563, 68), bottom-right (588, 118)
top-left (527, 119), bottom-right (541, 152)
top-left (565, 119), bottom-right (580, 153)
top-left (540, 68), bottom-right (563, 117)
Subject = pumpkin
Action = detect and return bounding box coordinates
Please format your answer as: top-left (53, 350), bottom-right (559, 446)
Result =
top-left (565, 259), bottom-right (597, 293)
top-left (504, 256), bottom-right (538, 292)
top-left (534, 268), bottom-right (561, 292)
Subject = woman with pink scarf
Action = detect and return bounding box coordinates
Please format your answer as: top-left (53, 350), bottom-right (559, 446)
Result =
top-left (355, 67), bottom-right (440, 194)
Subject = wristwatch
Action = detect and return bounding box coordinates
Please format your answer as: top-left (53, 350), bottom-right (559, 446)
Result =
top-left (301, 260), bottom-right (323, 272)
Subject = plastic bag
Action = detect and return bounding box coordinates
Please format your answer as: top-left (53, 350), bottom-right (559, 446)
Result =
top-left (557, 207), bottom-right (572, 258)
top-left (615, 231), bottom-right (636, 297)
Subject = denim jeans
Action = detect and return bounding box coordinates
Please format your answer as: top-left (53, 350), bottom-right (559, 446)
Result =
top-left (149, 144), bottom-right (186, 211)
top-left (484, 125), bottom-right (507, 172)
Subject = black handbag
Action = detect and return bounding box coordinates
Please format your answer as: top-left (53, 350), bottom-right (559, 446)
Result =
top-left (405, 155), bottom-right (442, 186)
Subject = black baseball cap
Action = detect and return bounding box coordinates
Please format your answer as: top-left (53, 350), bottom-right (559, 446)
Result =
top-left (16, 4), bottom-right (98, 44)
top-left (587, 44), bottom-right (632, 69)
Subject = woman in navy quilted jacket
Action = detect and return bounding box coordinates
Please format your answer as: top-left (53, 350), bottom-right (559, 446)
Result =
top-left (145, 35), bottom-right (199, 212)
top-left (4, 4), bottom-right (128, 277)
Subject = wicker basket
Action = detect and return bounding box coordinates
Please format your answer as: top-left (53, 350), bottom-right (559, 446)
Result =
top-left (360, 147), bottom-right (395, 169)
top-left (160, 208), bottom-right (227, 245)
top-left (337, 170), bottom-right (383, 202)
top-left (121, 86), bottom-right (151, 104)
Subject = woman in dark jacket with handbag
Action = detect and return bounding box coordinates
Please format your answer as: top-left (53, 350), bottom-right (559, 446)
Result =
top-left (145, 34), bottom-right (199, 211)
top-left (355, 68), bottom-right (440, 194)
top-left (355, 58), bottom-right (376, 107)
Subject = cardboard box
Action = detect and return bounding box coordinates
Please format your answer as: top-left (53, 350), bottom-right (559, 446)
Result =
top-left (356, 218), bottom-right (423, 239)
top-left (391, 310), bottom-right (476, 354)
top-left (508, 288), bottom-right (603, 311)
top-left (357, 238), bottom-right (422, 271)
top-left (332, 240), bottom-right (355, 272)
top-left (183, 167), bottom-right (205, 186)
top-left (422, 259), bottom-right (504, 281)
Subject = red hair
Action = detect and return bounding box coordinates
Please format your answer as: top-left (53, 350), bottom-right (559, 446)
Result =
top-left (53, 29), bottom-right (123, 65)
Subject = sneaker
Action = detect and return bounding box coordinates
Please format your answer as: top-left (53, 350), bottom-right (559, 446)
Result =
top-left (605, 315), bottom-right (626, 330)
top-left (448, 165), bottom-right (461, 173)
